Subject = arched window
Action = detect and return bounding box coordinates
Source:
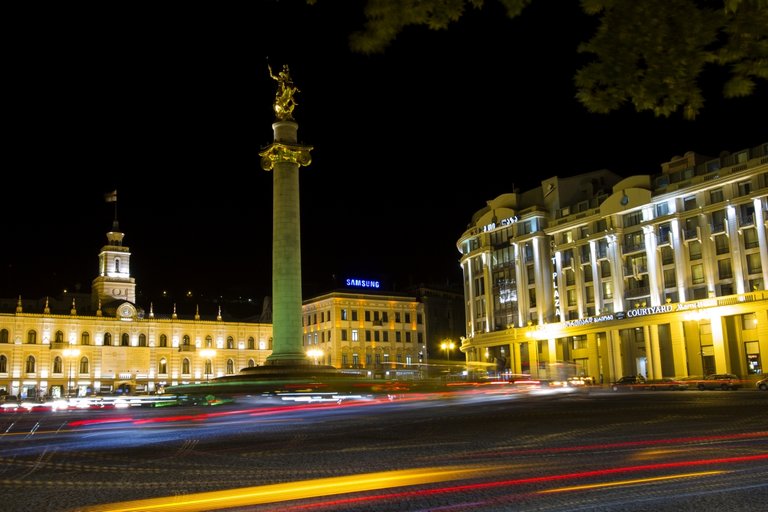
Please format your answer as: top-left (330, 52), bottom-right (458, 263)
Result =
top-left (248, 359), bottom-right (255, 367)
top-left (248, 336), bottom-right (255, 349)
top-left (226, 359), bottom-right (234, 374)
top-left (205, 335), bottom-right (213, 348)
top-left (53, 356), bottom-right (63, 373)
top-left (121, 333), bottom-right (129, 346)
top-left (81, 332), bottom-right (90, 345)
top-left (114, 258), bottom-right (121, 273)
top-left (227, 336), bottom-right (234, 349)
top-left (27, 330), bottom-right (37, 344)
top-left (182, 358), bottom-right (190, 374)
top-left (205, 359), bottom-right (213, 375)
top-left (139, 334), bottom-right (147, 347)
top-left (0, 329), bottom-right (8, 343)
top-left (25, 355), bottom-right (35, 373)
top-left (55, 330), bottom-right (64, 343)
top-left (79, 357), bottom-right (89, 374)
top-left (159, 334), bottom-right (168, 347)
top-left (158, 358), bottom-right (167, 374)
top-left (0, 355), bottom-right (7, 373)
top-left (183, 335), bottom-right (190, 346)
top-left (104, 333), bottom-right (112, 346)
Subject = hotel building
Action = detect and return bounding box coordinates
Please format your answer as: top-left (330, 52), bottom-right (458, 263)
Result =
top-left (458, 142), bottom-right (768, 383)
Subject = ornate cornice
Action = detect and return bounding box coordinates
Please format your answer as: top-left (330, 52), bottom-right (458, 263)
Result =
top-left (259, 143), bottom-right (313, 171)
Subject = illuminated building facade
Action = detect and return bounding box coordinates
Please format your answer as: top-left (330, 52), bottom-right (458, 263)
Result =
top-left (0, 225), bottom-right (273, 399)
top-left (458, 142), bottom-right (768, 383)
top-left (302, 290), bottom-right (427, 377)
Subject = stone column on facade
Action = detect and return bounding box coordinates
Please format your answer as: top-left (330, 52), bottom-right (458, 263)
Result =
top-left (649, 324), bottom-right (663, 379)
top-left (609, 235), bottom-right (625, 312)
top-left (609, 329), bottom-right (623, 381)
top-left (590, 242), bottom-right (603, 310)
top-left (755, 305), bottom-right (768, 372)
top-left (644, 225), bottom-right (662, 306)
top-left (710, 313), bottom-right (729, 373)
top-left (483, 249), bottom-right (494, 332)
top-left (586, 332), bottom-right (600, 381)
top-left (527, 340), bottom-right (539, 378)
top-left (670, 218), bottom-right (688, 302)
top-left (547, 337), bottom-right (557, 366)
top-left (642, 324), bottom-right (653, 379)
top-left (699, 212), bottom-right (717, 297)
top-left (752, 199), bottom-right (768, 290)
top-left (669, 319), bottom-right (689, 377)
top-left (513, 342), bottom-right (522, 375)
top-left (466, 260), bottom-right (476, 336)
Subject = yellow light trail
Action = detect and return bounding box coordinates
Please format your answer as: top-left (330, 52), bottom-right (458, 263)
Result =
top-left (79, 465), bottom-right (507, 512)
top-left (538, 470), bottom-right (726, 493)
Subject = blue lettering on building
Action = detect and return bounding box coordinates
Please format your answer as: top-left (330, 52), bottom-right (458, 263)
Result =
top-left (345, 278), bottom-right (380, 289)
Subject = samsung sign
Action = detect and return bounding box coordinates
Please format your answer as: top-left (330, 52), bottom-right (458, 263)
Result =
top-left (346, 278), bottom-right (380, 289)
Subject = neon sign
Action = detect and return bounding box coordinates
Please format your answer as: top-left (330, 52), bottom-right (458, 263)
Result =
top-left (346, 278), bottom-right (380, 289)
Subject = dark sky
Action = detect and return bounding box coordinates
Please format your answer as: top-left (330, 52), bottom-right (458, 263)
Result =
top-left (3, 0), bottom-right (766, 306)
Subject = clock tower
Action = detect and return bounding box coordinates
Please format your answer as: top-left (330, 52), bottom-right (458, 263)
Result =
top-left (91, 221), bottom-right (136, 310)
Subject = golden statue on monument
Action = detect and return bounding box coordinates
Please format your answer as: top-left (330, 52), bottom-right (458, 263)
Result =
top-left (268, 63), bottom-right (299, 121)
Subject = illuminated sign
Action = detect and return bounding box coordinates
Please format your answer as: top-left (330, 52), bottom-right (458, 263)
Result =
top-left (482, 216), bottom-right (518, 233)
top-left (563, 304), bottom-right (676, 327)
top-left (564, 314), bottom-right (615, 327)
top-left (675, 299), bottom-right (717, 311)
top-left (626, 305), bottom-right (674, 317)
top-left (346, 278), bottom-right (380, 289)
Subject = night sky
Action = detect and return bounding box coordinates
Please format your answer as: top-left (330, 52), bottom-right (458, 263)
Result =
top-left (3, 1), bottom-right (766, 308)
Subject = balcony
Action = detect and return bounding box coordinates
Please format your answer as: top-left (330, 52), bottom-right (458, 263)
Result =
top-left (178, 344), bottom-right (196, 352)
top-left (683, 227), bottom-right (699, 241)
top-left (625, 263), bottom-right (648, 276)
top-left (621, 241), bottom-right (646, 254)
top-left (739, 214), bottom-right (755, 227)
top-left (624, 286), bottom-right (651, 300)
top-left (710, 222), bottom-right (726, 234)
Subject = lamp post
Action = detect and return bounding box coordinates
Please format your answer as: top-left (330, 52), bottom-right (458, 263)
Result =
top-left (62, 347), bottom-right (80, 398)
top-left (440, 339), bottom-right (455, 361)
top-left (307, 348), bottom-right (323, 365)
top-left (199, 348), bottom-right (216, 381)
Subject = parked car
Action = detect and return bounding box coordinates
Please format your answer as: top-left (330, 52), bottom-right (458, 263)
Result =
top-left (645, 378), bottom-right (688, 391)
top-left (757, 376), bottom-right (768, 391)
top-left (697, 374), bottom-right (742, 390)
top-left (611, 375), bottom-right (647, 391)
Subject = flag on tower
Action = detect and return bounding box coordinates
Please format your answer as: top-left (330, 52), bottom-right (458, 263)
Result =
top-left (104, 190), bottom-right (117, 203)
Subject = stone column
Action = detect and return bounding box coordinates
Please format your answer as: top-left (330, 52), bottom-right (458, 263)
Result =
top-left (260, 120), bottom-right (313, 365)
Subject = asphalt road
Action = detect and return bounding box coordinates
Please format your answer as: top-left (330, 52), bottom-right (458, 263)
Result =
top-left (1, 387), bottom-right (766, 512)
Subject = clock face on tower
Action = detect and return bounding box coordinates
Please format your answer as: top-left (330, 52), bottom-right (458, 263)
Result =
top-left (120, 305), bottom-right (133, 318)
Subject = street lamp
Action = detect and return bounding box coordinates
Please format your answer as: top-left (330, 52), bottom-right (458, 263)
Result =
top-left (199, 348), bottom-right (216, 381)
top-left (440, 339), bottom-right (455, 361)
top-left (307, 348), bottom-right (323, 365)
top-left (62, 347), bottom-right (80, 398)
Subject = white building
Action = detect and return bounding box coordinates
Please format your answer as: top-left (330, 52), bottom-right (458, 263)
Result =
top-left (0, 222), bottom-right (273, 399)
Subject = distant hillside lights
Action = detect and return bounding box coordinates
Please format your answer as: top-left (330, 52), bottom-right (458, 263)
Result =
top-left (345, 278), bottom-right (380, 289)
